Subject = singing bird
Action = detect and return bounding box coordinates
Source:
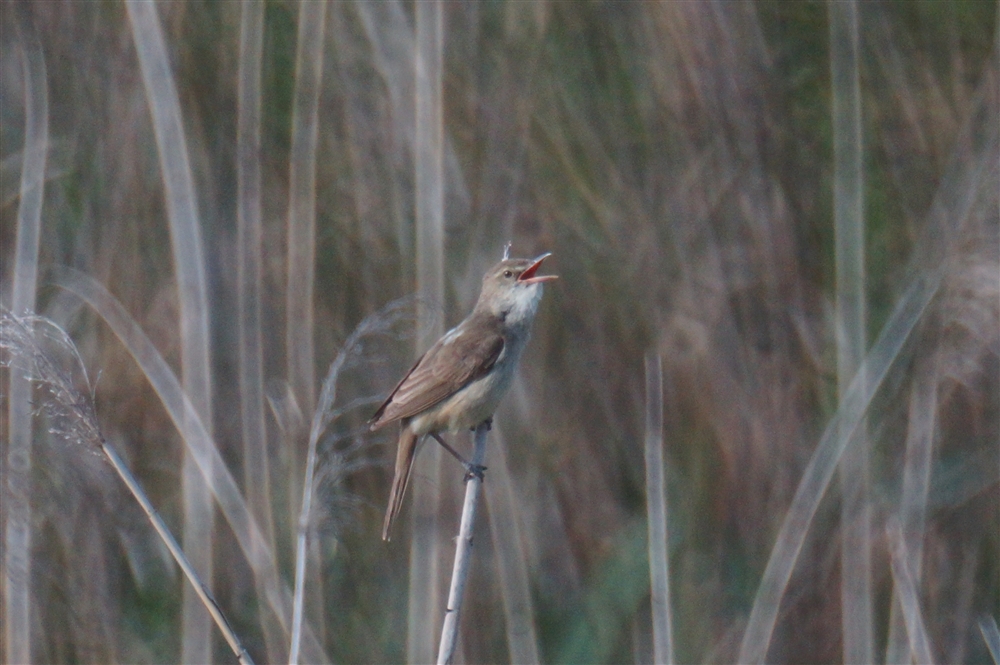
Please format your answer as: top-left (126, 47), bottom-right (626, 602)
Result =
top-left (371, 251), bottom-right (556, 540)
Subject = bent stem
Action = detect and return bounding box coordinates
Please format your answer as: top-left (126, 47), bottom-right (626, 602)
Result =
top-left (102, 442), bottom-right (255, 665)
top-left (436, 421), bottom-right (490, 665)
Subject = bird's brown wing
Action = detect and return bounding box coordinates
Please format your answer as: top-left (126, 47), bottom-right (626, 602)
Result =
top-left (369, 323), bottom-right (505, 429)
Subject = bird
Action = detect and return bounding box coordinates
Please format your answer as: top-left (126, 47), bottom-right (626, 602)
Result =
top-left (370, 250), bottom-right (556, 540)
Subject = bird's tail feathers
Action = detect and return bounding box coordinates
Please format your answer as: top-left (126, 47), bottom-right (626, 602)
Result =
top-left (382, 428), bottom-right (420, 541)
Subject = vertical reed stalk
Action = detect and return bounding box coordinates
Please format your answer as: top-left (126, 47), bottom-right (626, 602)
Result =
top-left (410, 3), bottom-right (446, 663)
top-left (126, 4), bottom-right (216, 660)
top-left (285, 1), bottom-right (326, 416)
top-left (829, 2), bottom-right (872, 661)
top-left (885, 356), bottom-right (939, 664)
top-left (887, 522), bottom-right (935, 664)
top-left (236, 3), bottom-right (282, 662)
top-left (437, 422), bottom-right (490, 665)
top-left (4, 10), bottom-right (47, 664)
top-left (284, 5), bottom-right (327, 649)
top-left (288, 403), bottom-right (326, 665)
top-left (643, 352), bottom-right (674, 665)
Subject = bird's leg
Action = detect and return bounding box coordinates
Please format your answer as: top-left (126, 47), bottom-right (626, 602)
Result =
top-left (430, 432), bottom-right (487, 482)
top-left (429, 432), bottom-right (468, 465)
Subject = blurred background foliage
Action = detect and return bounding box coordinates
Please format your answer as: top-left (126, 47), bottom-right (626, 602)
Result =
top-left (1, 1), bottom-right (998, 663)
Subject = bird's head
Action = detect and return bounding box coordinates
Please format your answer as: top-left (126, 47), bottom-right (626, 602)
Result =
top-left (476, 253), bottom-right (557, 325)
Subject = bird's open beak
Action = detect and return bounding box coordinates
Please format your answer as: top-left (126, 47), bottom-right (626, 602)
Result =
top-left (518, 253), bottom-right (558, 284)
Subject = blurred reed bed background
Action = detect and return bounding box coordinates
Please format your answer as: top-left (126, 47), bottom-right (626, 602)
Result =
top-left (1, 1), bottom-right (997, 663)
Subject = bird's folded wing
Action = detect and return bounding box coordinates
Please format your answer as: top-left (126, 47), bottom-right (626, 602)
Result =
top-left (370, 328), bottom-right (505, 428)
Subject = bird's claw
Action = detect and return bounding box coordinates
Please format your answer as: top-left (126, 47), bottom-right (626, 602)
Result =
top-left (463, 464), bottom-right (487, 483)
top-left (470, 418), bottom-right (493, 432)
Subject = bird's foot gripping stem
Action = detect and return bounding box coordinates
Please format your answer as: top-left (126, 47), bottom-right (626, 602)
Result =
top-left (463, 463), bottom-right (487, 484)
top-left (430, 432), bottom-right (487, 483)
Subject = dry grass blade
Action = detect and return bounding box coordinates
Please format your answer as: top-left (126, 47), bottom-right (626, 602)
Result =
top-left (885, 353), bottom-right (940, 662)
top-left (284, 9), bottom-right (328, 648)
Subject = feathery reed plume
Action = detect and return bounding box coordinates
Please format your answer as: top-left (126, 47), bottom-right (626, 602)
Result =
top-left (0, 308), bottom-right (254, 665)
top-left (290, 298), bottom-right (417, 664)
top-left (2, 311), bottom-right (100, 450)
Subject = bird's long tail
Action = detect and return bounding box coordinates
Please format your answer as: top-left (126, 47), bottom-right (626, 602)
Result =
top-left (382, 428), bottom-right (420, 541)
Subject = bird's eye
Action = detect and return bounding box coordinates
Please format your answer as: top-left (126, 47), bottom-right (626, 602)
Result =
top-left (503, 270), bottom-right (513, 278)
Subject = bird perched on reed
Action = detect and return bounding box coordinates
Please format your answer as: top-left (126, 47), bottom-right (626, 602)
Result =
top-left (371, 250), bottom-right (556, 540)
